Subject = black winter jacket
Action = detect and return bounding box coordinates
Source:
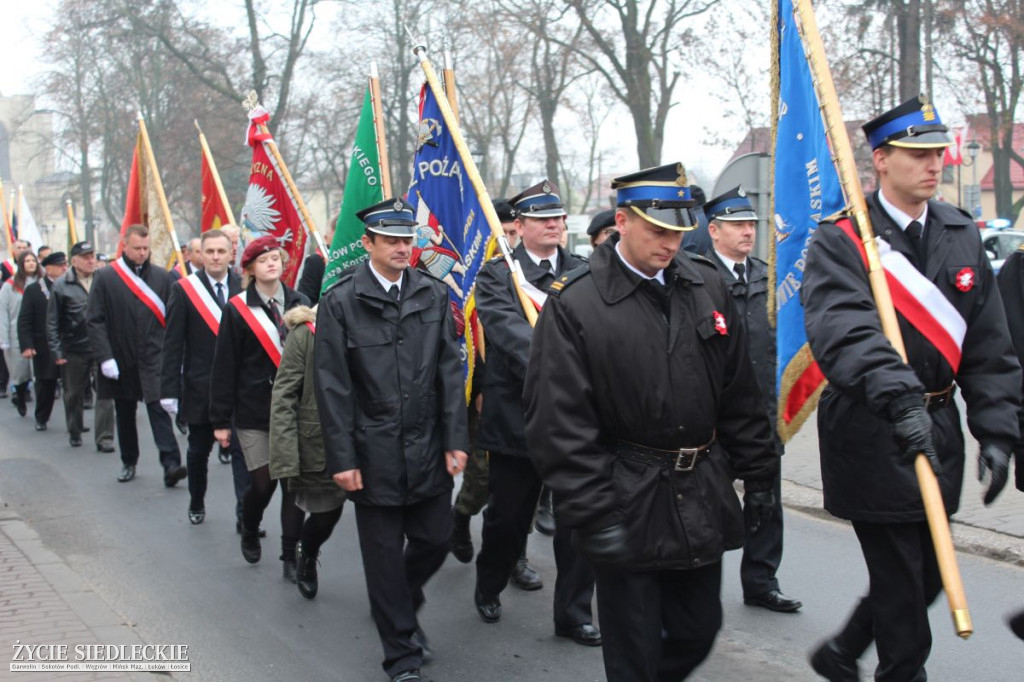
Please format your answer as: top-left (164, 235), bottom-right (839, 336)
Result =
top-left (47, 268), bottom-right (92, 359)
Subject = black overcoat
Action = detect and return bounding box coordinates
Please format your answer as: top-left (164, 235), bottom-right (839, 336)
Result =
top-left (996, 249), bottom-right (1024, 492)
top-left (17, 278), bottom-right (59, 381)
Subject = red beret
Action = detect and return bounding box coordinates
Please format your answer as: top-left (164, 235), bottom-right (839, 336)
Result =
top-left (241, 236), bottom-right (282, 269)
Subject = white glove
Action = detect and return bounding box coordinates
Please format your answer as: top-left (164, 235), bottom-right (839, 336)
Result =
top-left (100, 359), bottom-right (120, 380)
top-left (160, 398), bottom-right (178, 415)
top-left (0, 342), bottom-right (9, 351)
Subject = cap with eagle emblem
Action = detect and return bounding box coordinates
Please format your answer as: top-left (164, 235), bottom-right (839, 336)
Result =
top-left (509, 179), bottom-right (567, 218)
top-left (611, 163), bottom-right (698, 231)
top-left (357, 197), bottom-right (418, 237)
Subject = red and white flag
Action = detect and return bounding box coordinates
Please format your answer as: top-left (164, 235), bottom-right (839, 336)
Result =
top-left (944, 123), bottom-right (970, 167)
top-left (241, 107), bottom-right (308, 287)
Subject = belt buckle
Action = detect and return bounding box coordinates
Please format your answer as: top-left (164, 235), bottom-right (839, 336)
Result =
top-left (674, 447), bottom-right (699, 472)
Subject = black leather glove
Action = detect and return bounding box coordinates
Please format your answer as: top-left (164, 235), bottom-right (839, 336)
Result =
top-left (746, 490), bottom-right (776, 535)
top-left (890, 402), bottom-right (940, 474)
top-left (978, 442), bottom-right (1011, 506)
top-left (571, 523), bottom-right (630, 568)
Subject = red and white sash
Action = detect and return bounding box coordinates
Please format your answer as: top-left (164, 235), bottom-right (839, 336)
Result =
top-left (178, 274), bottom-right (223, 336)
top-left (230, 294), bottom-right (282, 367)
top-left (837, 220), bottom-right (967, 372)
top-left (110, 258), bottom-right (166, 327)
top-left (514, 260), bottom-right (548, 311)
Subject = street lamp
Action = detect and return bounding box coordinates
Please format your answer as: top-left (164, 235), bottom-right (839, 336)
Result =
top-left (964, 140), bottom-right (982, 219)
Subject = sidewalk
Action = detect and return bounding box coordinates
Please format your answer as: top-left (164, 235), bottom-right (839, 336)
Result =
top-left (0, 503), bottom-right (156, 681)
top-left (781, 406), bottom-right (1024, 566)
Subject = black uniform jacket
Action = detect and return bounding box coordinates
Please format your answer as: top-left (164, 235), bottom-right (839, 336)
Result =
top-left (209, 282), bottom-right (308, 432)
top-left (88, 255), bottom-right (175, 403)
top-left (297, 252), bottom-right (326, 305)
top-left (47, 267), bottom-right (92, 359)
top-left (313, 262), bottom-right (468, 507)
top-left (17, 277), bottom-right (59, 381)
top-left (524, 239), bottom-right (777, 571)
top-left (160, 269), bottom-right (241, 424)
top-left (996, 249), bottom-right (1024, 492)
top-left (476, 243), bottom-right (586, 457)
top-left (706, 251), bottom-right (778, 435)
top-left (803, 192), bottom-right (1021, 522)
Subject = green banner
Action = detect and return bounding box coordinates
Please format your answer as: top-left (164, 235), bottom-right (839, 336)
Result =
top-left (321, 88), bottom-right (383, 294)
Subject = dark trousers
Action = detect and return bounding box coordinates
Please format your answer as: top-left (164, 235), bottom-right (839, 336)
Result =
top-left (596, 562), bottom-right (723, 682)
top-left (186, 422), bottom-right (250, 517)
top-left (829, 520), bottom-right (942, 682)
top-left (34, 378), bottom-right (58, 425)
top-left (476, 452), bottom-right (595, 626)
top-left (61, 352), bottom-right (91, 436)
top-left (453, 448), bottom-right (490, 517)
top-left (115, 399), bottom-right (181, 469)
top-left (354, 492), bottom-right (451, 678)
top-left (0, 352), bottom-right (8, 391)
top-left (740, 471), bottom-right (784, 596)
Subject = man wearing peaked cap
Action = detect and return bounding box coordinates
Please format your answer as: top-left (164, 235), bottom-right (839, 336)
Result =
top-left (473, 179), bottom-right (600, 645)
top-left (314, 196), bottom-right (468, 682)
top-left (705, 186), bottom-right (802, 616)
top-left (586, 209), bottom-right (617, 248)
top-left (18, 250), bottom-right (68, 431)
top-left (524, 162), bottom-right (778, 681)
top-left (804, 95), bottom-right (1020, 681)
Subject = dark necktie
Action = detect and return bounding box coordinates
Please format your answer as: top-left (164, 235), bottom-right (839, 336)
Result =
top-left (906, 220), bottom-right (926, 264)
top-left (539, 259), bottom-right (553, 273)
top-left (733, 262), bottom-right (746, 283)
top-left (268, 299), bottom-right (286, 340)
top-left (215, 282), bottom-right (225, 307)
top-left (388, 284), bottom-right (400, 301)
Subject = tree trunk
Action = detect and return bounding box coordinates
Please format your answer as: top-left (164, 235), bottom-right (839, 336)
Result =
top-left (897, 0), bottom-right (921, 99)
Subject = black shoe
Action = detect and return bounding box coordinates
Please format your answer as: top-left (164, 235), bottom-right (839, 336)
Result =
top-left (391, 670), bottom-right (423, 682)
top-left (809, 639), bottom-right (860, 682)
top-left (12, 394), bottom-right (26, 417)
top-left (412, 625), bottom-right (432, 664)
top-left (474, 587), bottom-right (501, 623)
top-left (282, 557), bottom-right (297, 583)
top-left (188, 508), bottom-right (205, 525)
top-left (555, 623), bottom-right (602, 647)
top-left (450, 509), bottom-right (474, 563)
top-left (81, 425), bottom-right (90, 432)
top-left (218, 448), bottom-right (231, 464)
top-left (296, 543), bottom-right (319, 599)
top-left (744, 589), bottom-right (803, 613)
top-left (83, 400), bottom-right (93, 410)
top-left (535, 488), bottom-right (556, 536)
top-left (69, 436), bottom-right (83, 447)
top-left (1008, 609), bottom-right (1024, 640)
top-left (117, 465), bottom-right (136, 482)
top-left (240, 529), bottom-right (261, 563)
top-left (510, 555), bottom-right (543, 591)
top-left (0, 391), bottom-right (8, 398)
top-left (96, 443), bottom-right (115, 453)
top-left (236, 520), bottom-right (266, 537)
top-left (176, 421), bottom-right (188, 436)
top-left (35, 422), bottom-right (46, 431)
top-left (163, 465), bottom-right (187, 488)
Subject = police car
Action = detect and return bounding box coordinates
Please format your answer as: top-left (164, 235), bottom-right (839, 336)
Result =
top-left (981, 219), bottom-right (1024, 274)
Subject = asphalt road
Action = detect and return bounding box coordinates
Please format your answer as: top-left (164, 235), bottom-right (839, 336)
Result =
top-left (1, 403), bottom-right (1021, 681)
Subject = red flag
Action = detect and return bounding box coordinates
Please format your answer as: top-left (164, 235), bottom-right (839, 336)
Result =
top-left (121, 133), bottom-right (145, 235)
top-left (944, 124), bottom-right (969, 166)
top-left (241, 107), bottom-right (308, 286)
top-left (200, 151), bottom-right (231, 231)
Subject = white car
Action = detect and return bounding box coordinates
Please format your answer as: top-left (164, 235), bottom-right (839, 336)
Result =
top-left (982, 228), bottom-right (1024, 274)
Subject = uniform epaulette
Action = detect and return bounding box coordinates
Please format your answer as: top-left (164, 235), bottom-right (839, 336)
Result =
top-left (321, 268), bottom-right (356, 297)
top-left (823, 207), bottom-right (852, 224)
top-left (547, 263), bottom-right (591, 297)
top-left (684, 252), bottom-right (717, 270)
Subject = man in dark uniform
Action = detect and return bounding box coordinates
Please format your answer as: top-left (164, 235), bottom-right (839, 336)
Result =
top-left (160, 229), bottom-right (246, 525)
top-left (704, 186), bottom-right (802, 614)
top-left (472, 180), bottom-right (600, 646)
top-left (524, 163), bottom-right (778, 681)
top-left (88, 225), bottom-right (185, 485)
top-left (18, 251), bottom-right (67, 431)
top-left (803, 95), bottom-right (1020, 682)
top-left (315, 198), bottom-right (468, 682)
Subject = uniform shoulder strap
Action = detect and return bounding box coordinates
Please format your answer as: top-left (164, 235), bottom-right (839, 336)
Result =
top-left (547, 263), bottom-right (591, 297)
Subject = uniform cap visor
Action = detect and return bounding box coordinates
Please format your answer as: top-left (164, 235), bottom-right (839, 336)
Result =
top-left (629, 206), bottom-right (698, 231)
top-left (712, 209), bottom-right (759, 222)
top-left (887, 130), bottom-right (955, 148)
top-left (367, 222), bottom-right (417, 237)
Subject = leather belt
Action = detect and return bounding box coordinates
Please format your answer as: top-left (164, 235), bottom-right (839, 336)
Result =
top-left (614, 432), bottom-right (716, 472)
top-left (924, 385), bottom-right (955, 412)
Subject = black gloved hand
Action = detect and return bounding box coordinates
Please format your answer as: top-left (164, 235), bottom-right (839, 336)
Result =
top-left (746, 490), bottom-right (776, 535)
top-left (978, 442), bottom-right (1011, 506)
top-left (571, 523), bottom-right (630, 568)
top-left (890, 403), bottom-right (940, 474)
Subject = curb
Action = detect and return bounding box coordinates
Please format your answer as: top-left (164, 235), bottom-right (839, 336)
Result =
top-left (780, 479), bottom-right (1024, 567)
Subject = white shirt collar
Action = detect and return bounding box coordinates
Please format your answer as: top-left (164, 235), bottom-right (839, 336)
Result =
top-left (368, 261), bottom-right (404, 293)
top-left (524, 247), bottom-right (558, 274)
top-left (713, 249), bottom-right (747, 280)
top-left (206, 271), bottom-right (229, 288)
top-left (615, 242), bottom-right (665, 285)
top-left (878, 188), bottom-right (929, 232)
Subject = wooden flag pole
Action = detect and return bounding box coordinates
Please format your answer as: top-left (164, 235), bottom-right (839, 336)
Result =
top-left (244, 94), bottom-right (327, 259)
top-left (195, 120), bottom-right (237, 226)
top-left (368, 63), bottom-right (393, 198)
top-left (137, 114), bottom-right (188, 277)
top-left (442, 44), bottom-right (460, 123)
top-left (66, 199), bottom-right (79, 245)
top-left (411, 40), bottom-right (538, 327)
top-left (792, 0), bottom-right (971, 639)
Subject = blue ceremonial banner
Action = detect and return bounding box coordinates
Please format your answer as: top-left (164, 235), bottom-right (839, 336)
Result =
top-left (773, 0), bottom-right (846, 440)
top-left (407, 84), bottom-right (490, 401)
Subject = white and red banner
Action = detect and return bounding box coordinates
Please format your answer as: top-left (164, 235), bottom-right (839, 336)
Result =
top-left (230, 294), bottom-right (282, 367)
top-left (241, 107), bottom-right (308, 287)
top-left (178, 274), bottom-right (222, 335)
top-left (110, 258), bottom-right (167, 327)
top-left (837, 220), bottom-right (966, 372)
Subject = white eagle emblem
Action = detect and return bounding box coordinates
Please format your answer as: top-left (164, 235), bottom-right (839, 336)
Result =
top-left (241, 183), bottom-right (281, 236)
